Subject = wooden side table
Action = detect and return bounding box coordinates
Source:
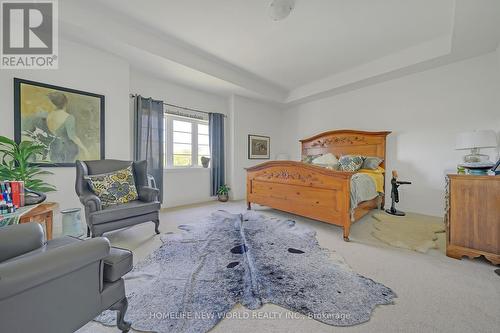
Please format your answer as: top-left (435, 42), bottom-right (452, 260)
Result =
top-left (19, 202), bottom-right (58, 240)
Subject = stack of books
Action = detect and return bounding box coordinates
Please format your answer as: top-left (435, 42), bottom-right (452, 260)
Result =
top-left (0, 181), bottom-right (25, 215)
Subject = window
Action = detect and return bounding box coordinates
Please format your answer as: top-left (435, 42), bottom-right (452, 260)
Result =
top-left (197, 123), bottom-right (210, 165)
top-left (164, 115), bottom-right (210, 168)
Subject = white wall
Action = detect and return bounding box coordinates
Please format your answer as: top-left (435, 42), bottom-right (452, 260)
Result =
top-left (0, 38), bottom-right (131, 211)
top-left (496, 46), bottom-right (500, 147)
top-left (129, 70), bottom-right (229, 208)
top-left (497, 46), bottom-right (500, 131)
top-left (229, 95), bottom-right (286, 200)
top-left (282, 52), bottom-right (500, 217)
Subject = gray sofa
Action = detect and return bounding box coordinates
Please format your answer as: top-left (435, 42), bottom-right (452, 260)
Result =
top-left (76, 159), bottom-right (161, 237)
top-left (0, 223), bottom-right (133, 332)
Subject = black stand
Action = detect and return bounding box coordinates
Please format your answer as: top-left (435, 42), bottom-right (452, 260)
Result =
top-left (385, 171), bottom-right (411, 216)
top-left (385, 206), bottom-right (406, 216)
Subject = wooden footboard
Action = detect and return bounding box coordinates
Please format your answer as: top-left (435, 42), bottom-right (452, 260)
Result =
top-left (246, 161), bottom-right (354, 240)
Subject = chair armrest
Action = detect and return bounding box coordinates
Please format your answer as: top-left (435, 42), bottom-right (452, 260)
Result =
top-left (79, 193), bottom-right (102, 213)
top-left (0, 237), bottom-right (110, 301)
top-left (0, 223), bottom-right (45, 263)
top-left (138, 186), bottom-right (159, 202)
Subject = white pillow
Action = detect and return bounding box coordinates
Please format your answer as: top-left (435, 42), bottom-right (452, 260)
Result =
top-left (312, 153), bottom-right (338, 166)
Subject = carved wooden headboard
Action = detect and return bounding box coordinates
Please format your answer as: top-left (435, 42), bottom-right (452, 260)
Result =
top-left (300, 130), bottom-right (391, 168)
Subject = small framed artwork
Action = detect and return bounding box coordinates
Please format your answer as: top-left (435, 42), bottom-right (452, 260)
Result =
top-left (14, 78), bottom-right (105, 167)
top-left (248, 134), bottom-right (270, 159)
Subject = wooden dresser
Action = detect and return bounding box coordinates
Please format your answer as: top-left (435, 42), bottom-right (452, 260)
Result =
top-left (446, 174), bottom-right (499, 265)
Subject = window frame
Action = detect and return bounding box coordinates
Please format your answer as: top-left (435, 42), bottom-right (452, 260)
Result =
top-left (164, 114), bottom-right (210, 168)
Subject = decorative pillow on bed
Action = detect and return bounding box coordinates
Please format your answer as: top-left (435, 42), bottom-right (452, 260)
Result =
top-left (312, 153), bottom-right (338, 165)
top-left (322, 164), bottom-right (340, 170)
top-left (362, 156), bottom-right (384, 170)
top-left (339, 155), bottom-right (364, 172)
top-left (311, 153), bottom-right (340, 170)
top-left (85, 166), bottom-right (138, 207)
top-left (302, 154), bottom-right (322, 164)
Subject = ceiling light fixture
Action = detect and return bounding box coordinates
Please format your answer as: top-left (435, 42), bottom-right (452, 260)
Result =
top-left (268, 0), bottom-right (295, 21)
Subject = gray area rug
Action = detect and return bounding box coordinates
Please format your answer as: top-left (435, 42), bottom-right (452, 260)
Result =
top-left (95, 211), bottom-right (395, 332)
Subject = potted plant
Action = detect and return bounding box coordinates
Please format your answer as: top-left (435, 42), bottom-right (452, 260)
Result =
top-left (216, 184), bottom-right (230, 202)
top-left (0, 136), bottom-right (56, 205)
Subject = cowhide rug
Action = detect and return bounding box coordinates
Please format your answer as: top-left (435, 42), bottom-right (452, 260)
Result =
top-left (95, 211), bottom-right (395, 332)
top-left (371, 212), bottom-right (446, 253)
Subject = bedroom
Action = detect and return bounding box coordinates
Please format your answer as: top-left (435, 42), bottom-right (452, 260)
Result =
top-left (0, 1), bottom-right (499, 332)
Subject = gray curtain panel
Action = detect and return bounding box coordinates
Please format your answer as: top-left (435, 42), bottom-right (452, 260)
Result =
top-left (209, 113), bottom-right (225, 196)
top-left (134, 95), bottom-right (164, 201)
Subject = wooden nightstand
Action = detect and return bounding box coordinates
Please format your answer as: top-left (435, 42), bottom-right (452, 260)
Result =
top-left (445, 174), bottom-right (499, 265)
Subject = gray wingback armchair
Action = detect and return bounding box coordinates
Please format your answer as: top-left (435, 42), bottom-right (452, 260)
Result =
top-left (0, 223), bottom-right (133, 332)
top-left (76, 159), bottom-right (161, 238)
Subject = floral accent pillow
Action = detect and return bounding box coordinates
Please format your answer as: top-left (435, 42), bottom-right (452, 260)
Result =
top-left (339, 155), bottom-right (364, 172)
top-left (86, 166), bottom-right (138, 207)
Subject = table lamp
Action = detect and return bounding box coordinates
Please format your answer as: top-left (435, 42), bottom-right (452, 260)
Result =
top-left (455, 130), bottom-right (497, 163)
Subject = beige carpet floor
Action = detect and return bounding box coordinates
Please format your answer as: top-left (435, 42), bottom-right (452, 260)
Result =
top-left (75, 201), bottom-right (500, 333)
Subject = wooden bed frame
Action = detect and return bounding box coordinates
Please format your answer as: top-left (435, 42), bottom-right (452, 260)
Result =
top-left (246, 130), bottom-right (391, 241)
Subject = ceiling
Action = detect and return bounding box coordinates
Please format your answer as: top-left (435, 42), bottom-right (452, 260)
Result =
top-left (60, 0), bottom-right (500, 105)
top-left (92, 0), bottom-right (453, 90)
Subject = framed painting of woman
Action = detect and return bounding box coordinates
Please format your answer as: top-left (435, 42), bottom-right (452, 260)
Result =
top-left (14, 78), bottom-right (105, 167)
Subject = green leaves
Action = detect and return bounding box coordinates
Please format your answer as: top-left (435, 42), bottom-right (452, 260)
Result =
top-left (217, 184), bottom-right (230, 195)
top-left (0, 136), bottom-right (15, 146)
top-left (0, 135), bottom-right (56, 192)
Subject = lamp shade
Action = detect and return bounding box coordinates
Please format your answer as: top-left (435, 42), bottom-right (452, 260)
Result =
top-left (455, 130), bottom-right (498, 150)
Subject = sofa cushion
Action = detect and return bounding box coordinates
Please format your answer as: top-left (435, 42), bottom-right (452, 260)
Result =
top-left (89, 200), bottom-right (161, 225)
top-left (0, 223), bottom-right (45, 263)
top-left (85, 166), bottom-right (139, 207)
top-left (103, 247), bottom-right (133, 283)
top-left (2, 235), bottom-right (80, 264)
